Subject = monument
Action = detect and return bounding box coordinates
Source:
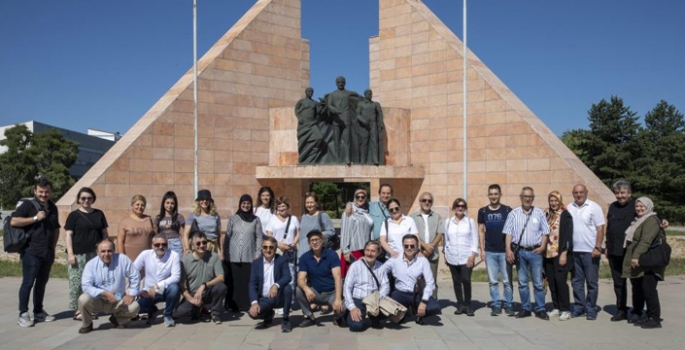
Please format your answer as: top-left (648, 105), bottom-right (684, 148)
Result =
top-left (56, 0), bottom-right (614, 235)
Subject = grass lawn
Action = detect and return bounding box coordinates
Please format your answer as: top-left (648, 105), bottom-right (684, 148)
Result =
top-left (0, 259), bottom-right (68, 278)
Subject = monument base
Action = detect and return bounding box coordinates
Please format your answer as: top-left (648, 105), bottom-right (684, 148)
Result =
top-left (256, 164), bottom-right (424, 180)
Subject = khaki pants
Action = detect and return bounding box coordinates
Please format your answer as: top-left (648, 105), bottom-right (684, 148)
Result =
top-left (78, 293), bottom-right (140, 328)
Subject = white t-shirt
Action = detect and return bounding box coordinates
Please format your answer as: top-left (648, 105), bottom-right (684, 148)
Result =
top-left (255, 206), bottom-right (272, 235)
top-left (567, 199), bottom-right (606, 253)
top-left (380, 215), bottom-right (419, 257)
top-left (421, 213), bottom-right (430, 243)
top-left (266, 215), bottom-right (300, 245)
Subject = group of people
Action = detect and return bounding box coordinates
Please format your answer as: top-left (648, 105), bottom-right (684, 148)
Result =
top-left (11, 178), bottom-right (667, 334)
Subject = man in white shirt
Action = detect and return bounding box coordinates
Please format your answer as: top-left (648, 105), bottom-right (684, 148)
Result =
top-left (133, 234), bottom-right (181, 327)
top-left (248, 236), bottom-right (293, 333)
top-left (382, 235), bottom-right (441, 325)
top-left (409, 192), bottom-right (444, 299)
top-left (343, 240), bottom-right (389, 331)
top-left (567, 184), bottom-right (606, 320)
top-left (78, 239), bottom-right (140, 334)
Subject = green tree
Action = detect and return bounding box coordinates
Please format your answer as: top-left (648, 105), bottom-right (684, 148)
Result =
top-left (0, 125), bottom-right (79, 208)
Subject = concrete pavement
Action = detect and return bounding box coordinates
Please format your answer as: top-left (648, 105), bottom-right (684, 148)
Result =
top-left (1, 276), bottom-right (684, 350)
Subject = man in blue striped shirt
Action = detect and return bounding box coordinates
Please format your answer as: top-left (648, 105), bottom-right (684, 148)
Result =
top-left (343, 240), bottom-right (389, 331)
top-left (503, 187), bottom-right (550, 320)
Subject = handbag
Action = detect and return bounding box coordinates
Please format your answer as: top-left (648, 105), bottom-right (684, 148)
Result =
top-left (639, 221), bottom-right (671, 268)
top-left (320, 213), bottom-right (340, 251)
top-left (509, 210), bottom-right (533, 265)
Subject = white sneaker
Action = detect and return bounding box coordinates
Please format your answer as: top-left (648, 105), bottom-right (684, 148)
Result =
top-left (559, 311), bottom-right (571, 321)
top-left (275, 308), bottom-right (284, 315)
top-left (18, 312), bottom-right (34, 327)
top-left (547, 309), bottom-right (560, 317)
top-left (33, 310), bottom-right (55, 322)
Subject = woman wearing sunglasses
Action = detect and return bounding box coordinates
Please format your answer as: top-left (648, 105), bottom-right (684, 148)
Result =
top-left (444, 198), bottom-right (479, 316)
top-left (64, 187), bottom-right (109, 320)
top-left (340, 189), bottom-right (374, 278)
top-left (223, 194), bottom-right (263, 312)
top-left (380, 198), bottom-right (419, 259)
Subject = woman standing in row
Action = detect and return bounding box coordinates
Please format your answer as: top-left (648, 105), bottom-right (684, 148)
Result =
top-left (255, 186), bottom-right (275, 236)
top-left (444, 198), bottom-right (478, 316)
top-left (380, 198), bottom-right (419, 259)
top-left (184, 189), bottom-right (222, 256)
top-left (64, 187), bottom-right (108, 320)
top-left (299, 192), bottom-right (335, 259)
top-left (156, 191), bottom-right (185, 256)
top-left (118, 194), bottom-right (156, 262)
top-left (224, 194), bottom-right (263, 312)
top-left (543, 191), bottom-right (574, 321)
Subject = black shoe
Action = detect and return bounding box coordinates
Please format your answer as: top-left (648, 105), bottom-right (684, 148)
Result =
top-left (299, 316), bottom-right (316, 328)
top-left (334, 316), bottom-right (345, 327)
top-left (211, 314), bottom-right (222, 325)
top-left (628, 313), bottom-right (643, 324)
top-left (281, 319), bottom-right (292, 333)
top-left (640, 318), bottom-right (662, 329)
top-left (611, 311), bottom-right (627, 322)
top-left (147, 307), bottom-right (159, 325)
top-left (515, 310), bottom-right (531, 319)
top-left (415, 316), bottom-right (425, 325)
top-left (454, 306), bottom-right (465, 315)
top-left (78, 323), bottom-right (93, 334)
top-left (255, 318), bottom-right (273, 330)
top-left (371, 319), bottom-right (383, 329)
top-left (109, 315), bottom-right (120, 328)
top-left (465, 308), bottom-right (475, 317)
top-left (535, 311), bottom-right (549, 320)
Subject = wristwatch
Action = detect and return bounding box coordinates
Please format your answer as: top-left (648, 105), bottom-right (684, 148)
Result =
top-left (33, 215), bottom-right (38, 222)
top-left (594, 247), bottom-right (605, 254)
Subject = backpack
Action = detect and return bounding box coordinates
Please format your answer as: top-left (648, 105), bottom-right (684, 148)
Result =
top-left (3, 199), bottom-right (42, 253)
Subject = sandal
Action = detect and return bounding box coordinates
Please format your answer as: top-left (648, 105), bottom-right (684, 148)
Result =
top-left (73, 311), bottom-right (82, 321)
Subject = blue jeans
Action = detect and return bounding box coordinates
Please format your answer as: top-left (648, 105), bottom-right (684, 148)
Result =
top-left (167, 238), bottom-right (183, 257)
top-left (485, 252), bottom-right (513, 308)
top-left (572, 252), bottom-right (599, 316)
top-left (516, 250), bottom-right (545, 312)
top-left (19, 251), bottom-right (53, 315)
top-left (346, 298), bottom-right (382, 332)
top-left (137, 283), bottom-right (181, 318)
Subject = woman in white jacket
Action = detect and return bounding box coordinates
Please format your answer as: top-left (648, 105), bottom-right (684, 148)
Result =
top-left (444, 198), bottom-right (479, 316)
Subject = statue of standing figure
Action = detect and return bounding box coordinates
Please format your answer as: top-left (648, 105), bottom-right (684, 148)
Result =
top-left (356, 89), bottom-right (385, 165)
top-left (295, 77), bottom-right (385, 165)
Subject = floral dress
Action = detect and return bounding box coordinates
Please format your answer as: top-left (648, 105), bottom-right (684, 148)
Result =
top-left (545, 209), bottom-right (561, 259)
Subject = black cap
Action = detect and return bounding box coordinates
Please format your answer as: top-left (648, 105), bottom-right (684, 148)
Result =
top-left (196, 189), bottom-right (213, 202)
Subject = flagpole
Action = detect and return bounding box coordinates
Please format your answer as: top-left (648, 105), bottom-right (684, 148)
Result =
top-left (193, 0), bottom-right (199, 196)
top-left (463, 0), bottom-right (468, 201)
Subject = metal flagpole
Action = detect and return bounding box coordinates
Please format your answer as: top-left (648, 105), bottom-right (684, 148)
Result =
top-left (462, 0), bottom-right (468, 201)
top-left (193, 0), bottom-right (199, 196)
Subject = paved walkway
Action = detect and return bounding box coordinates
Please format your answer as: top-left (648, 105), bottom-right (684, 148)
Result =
top-left (1, 276), bottom-right (684, 350)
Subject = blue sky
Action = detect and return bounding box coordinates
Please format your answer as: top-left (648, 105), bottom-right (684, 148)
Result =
top-left (1, 0), bottom-right (683, 136)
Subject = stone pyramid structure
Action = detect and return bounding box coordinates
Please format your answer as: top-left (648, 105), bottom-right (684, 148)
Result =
top-left (57, 0), bottom-right (613, 233)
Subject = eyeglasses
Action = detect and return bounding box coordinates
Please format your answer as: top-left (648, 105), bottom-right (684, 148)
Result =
top-left (455, 204), bottom-right (466, 208)
top-left (355, 195), bottom-right (366, 200)
top-left (309, 238), bottom-right (322, 243)
top-left (420, 199), bottom-right (432, 203)
top-left (80, 197), bottom-right (93, 201)
top-left (389, 207), bottom-right (401, 213)
top-left (521, 195), bottom-right (534, 200)
top-left (262, 245), bottom-right (275, 251)
top-left (153, 243), bottom-right (168, 248)
top-left (195, 241), bottom-right (208, 247)
top-left (403, 244), bottom-right (416, 249)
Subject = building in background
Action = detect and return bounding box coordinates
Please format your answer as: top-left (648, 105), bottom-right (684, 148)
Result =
top-left (0, 121), bottom-right (117, 179)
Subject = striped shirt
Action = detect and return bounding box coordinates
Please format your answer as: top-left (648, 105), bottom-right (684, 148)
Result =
top-left (502, 206), bottom-right (550, 247)
top-left (343, 258), bottom-right (389, 310)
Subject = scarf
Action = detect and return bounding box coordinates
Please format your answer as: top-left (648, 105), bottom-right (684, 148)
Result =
top-left (236, 194), bottom-right (257, 223)
top-left (623, 196), bottom-right (657, 248)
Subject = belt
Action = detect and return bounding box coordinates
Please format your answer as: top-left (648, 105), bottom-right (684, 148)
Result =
top-left (521, 245), bottom-right (540, 251)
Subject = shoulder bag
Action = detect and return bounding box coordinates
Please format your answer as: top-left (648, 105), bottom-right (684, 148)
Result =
top-left (509, 209), bottom-right (533, 266)
top-left (638, 217), bottom-right (671, 268)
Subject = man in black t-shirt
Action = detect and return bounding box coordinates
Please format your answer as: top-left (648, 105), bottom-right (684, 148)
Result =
top-left (477, 184), bottom-right (513, 316)
top-left (10, 178), bottom-right (61, 328)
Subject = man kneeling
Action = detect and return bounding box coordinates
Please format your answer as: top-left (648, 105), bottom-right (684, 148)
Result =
top-left (382, 234), bottom-right (441, 324)
top-left (78, 239), bottom-right (140, 333)
top-left (344, 240), bottom-right (389, 331)
top-left (248, 236), bottom-right (293, 332)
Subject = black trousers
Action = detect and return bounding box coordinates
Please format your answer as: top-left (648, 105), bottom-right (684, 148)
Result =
top-left (225, 262), bottom-right (252, 312)
top-left (632, 272), bottom-right (660, 319)
top-left (607, 254), bottom-right (628, 312)
top-left (175, 283), bottom-right (227, 318)
top-left (544, 257), bottom-right (570, 312)
top-left (448, 263), bottom-right (472, 305)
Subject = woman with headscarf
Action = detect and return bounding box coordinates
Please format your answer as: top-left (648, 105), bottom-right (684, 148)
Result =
top-left (622, 197), bottom-right (665, 329)
top-left (223, 194), bottom-right (263, 312)
top-left (340, 189), bottom-right (374, 279)
top-left (543, 191), bottom-right (574, 321)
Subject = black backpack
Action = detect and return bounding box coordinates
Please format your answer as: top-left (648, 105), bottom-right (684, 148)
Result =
top-left (3, 199), bottom-right (41, 253)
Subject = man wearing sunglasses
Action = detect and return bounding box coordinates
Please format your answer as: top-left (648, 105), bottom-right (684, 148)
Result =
top-left (381, 235), bottom-right (440, 325)
top-left (248, 236), bottom-right (293, 332)
top-left (133, 234), bottom-right (181, 327)
top-left (176, 232), bottom-right (227, 324)
top-left (409, 192), bottom-right (444, 299)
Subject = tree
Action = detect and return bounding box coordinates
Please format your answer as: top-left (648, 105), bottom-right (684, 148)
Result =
top-left (0, 125), bottom-right (79, 208)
